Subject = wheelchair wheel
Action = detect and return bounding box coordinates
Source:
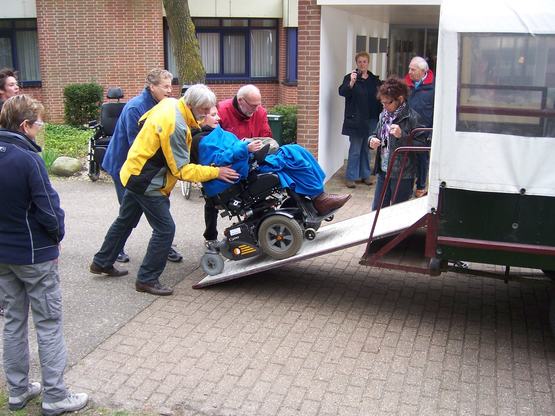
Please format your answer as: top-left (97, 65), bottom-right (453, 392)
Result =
top-left (258, 215), bottom-right (303, 260)
top-left (201, 253), bottom-right (224, 275)
top-left (88, 159), bottom-right (100, 182)
top-left (181, 181), bottom-right (192, 199)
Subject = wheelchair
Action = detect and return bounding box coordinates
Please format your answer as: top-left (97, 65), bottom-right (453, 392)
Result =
top-left (87, 87), bottom-right (125, 181)
top-left (200, 146), bottom-right (336, 276)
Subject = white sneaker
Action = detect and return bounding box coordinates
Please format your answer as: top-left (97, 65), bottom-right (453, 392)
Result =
top-left (9, 381), bottom-right (42, 410)
top-left (42, 392), bottom-right (89, 416)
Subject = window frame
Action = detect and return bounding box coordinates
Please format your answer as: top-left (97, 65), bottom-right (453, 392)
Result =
top-left (0, 19), bottom-right (41, 87)
top-left (164, 18), bottom-right (279, 82)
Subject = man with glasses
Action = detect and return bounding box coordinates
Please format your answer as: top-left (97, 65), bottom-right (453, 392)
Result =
top-left (217, 84), bottom-right (273, 140)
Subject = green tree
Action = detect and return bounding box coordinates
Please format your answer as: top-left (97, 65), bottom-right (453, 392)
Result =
top-left (163, 0), bottom-right (205, 84)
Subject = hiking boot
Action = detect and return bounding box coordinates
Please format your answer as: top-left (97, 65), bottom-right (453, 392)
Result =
top-left (9, 382), bottom-right (42, 410)
top-left (42, 392), bottom-right (88, 416)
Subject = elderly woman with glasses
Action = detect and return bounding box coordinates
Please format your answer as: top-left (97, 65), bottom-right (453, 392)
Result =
top-left (368, 77), bottom-right (426, 210)
top-left (0, 95), bottom-right (89, 414)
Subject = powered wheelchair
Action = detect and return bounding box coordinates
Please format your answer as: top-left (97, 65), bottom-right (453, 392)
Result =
top-left (200, 146), bottom-right (336, 276)
top-left (87, 87), bottom-right (125, 181)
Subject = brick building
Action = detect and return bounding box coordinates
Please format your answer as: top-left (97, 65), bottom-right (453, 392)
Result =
top-left (0, 0), bottom-right (298, 124)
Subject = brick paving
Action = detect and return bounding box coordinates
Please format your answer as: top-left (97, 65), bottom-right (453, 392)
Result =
top-left (14, 168), bottom-right (555, 415)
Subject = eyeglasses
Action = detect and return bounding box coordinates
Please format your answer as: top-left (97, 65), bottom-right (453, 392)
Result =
top-left (33, 120), bottom-right (45, 128)
top-left (380, 99), bottom-right (394, 106)
top-left (241, 97), bottom-right (261, 110)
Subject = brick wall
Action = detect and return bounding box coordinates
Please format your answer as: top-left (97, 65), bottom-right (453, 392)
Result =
top-left (297, 0), bottom-right (320, 155)
top-left (36, 0), bottom-right (165, 123)
top-left (34, 2), bottom-right (298, 124)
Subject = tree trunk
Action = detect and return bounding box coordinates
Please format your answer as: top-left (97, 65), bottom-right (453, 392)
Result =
top-left (163, 0), bottom-right (205, 85)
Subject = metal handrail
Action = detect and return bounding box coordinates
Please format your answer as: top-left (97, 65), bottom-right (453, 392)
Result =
top-left (368, 128), bottom-right (433, 244)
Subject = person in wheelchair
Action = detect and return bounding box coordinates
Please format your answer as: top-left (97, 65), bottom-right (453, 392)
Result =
top-left (190, 106), bottom-right (352, 244)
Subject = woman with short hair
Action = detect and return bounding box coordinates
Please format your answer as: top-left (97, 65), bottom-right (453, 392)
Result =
top-left (0, 68), bottom-right (20, 111)
top-left (0, 94), bottom-right (88, 415)
top-left (368, 77), bottom-right (426, 210)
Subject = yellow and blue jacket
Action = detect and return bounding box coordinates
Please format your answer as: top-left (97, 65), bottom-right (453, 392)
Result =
top-left (120, 97), bottom-right (219, 196)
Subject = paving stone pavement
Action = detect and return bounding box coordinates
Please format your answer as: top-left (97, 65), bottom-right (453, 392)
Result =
top-left (4, 167), bottom-right (555, 416)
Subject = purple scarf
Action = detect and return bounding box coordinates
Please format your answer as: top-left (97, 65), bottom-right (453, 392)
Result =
top-left (378, 102), bottom-right (406, 141)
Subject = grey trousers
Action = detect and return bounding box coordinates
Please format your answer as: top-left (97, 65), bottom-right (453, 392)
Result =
top-left (0, 260), bottom-right (69, 403)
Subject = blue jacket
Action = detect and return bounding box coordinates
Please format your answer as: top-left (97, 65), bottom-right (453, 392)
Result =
top-left (196, 126), bottom-right (325, 198)
top-left (0, 129), bottom-right (65, 265)
top-left (102, 88), bottom-right (157, 178)
top-left (405, 70), bottom-right (435, 128)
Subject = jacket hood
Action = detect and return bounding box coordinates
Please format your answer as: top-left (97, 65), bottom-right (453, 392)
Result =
top-left (405, 69), bottom-right (434, 88)
top-left (0, 128), bottom-right (42, 153)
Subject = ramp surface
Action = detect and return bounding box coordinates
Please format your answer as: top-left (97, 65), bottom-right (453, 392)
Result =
top-left (193, 196), bottom-right (429, 288)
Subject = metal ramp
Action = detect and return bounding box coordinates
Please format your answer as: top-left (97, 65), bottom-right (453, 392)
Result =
top-left (193, 196), bottom-right (429, 288)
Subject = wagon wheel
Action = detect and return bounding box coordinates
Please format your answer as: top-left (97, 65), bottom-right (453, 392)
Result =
top-left (258, 215), bottom-right (303, 260)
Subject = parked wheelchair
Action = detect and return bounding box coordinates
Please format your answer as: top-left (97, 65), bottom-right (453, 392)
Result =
top-left (200, 145), bottom-right (336, 276)
top-left (87, 87), bottom-right (125, 181)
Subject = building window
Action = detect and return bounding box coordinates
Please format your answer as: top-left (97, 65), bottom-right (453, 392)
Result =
top-left (286, 28), bottom-right (297, 83)
top-left (457, 33), bottom-right (555, 137)
top-left (165, 18), bottom-right (278, 81)
top-left (0, 19), bottom-right (40, 85)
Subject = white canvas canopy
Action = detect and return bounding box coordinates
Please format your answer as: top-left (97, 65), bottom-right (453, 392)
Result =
top-left (428, 0), bottom-right (555, 208)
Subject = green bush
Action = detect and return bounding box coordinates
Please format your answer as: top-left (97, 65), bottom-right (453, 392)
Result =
top-left (268, 104), bottom-right (297, 144)
top-left (63, 83), bottom-right (103, 127)
top-left (44, 123), bottom-right (91, 158)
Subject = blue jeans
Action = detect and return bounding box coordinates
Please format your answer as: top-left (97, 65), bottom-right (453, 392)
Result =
top-left (371, 173), bottom-right (414, 211)
top-left (346, 119), bottom-right (377, 181)
top-left (415, 152), bottom-right (429, 190)
top-left (93, 190), bottom-right (175, 284)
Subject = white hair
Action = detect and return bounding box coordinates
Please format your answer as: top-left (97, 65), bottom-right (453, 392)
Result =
top-left (183, 84), bottom-right (216, 109)
top-left (410, 56), bottom-right (429, 72)
top-left (237, 84), bottom-right (261, 99)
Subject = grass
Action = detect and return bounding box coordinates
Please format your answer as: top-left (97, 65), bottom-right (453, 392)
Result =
top-left (0, 389), bottom-right (156, 415)
top-left (42, 123), bottom-right (91, 159)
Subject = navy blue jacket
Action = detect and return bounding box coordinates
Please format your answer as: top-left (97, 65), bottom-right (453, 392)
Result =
top-left (0, 129), bottom-right (65, 265)
top-left (405, 70), bottom-right (435, 129)
top-left (102, 88), bottom-right (157, 178)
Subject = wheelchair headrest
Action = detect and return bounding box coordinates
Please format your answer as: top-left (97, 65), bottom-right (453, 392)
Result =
top-left (106, 87), bottom-right (124, 100)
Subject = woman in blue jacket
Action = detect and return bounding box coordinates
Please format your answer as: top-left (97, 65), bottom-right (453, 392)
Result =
top-left (0, 95), bottom-right (88, 414)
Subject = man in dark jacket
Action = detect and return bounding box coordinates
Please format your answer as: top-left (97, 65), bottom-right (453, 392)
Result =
top-left (0, 95), bottom-right (88, 415)
top-left (102, 68), bottom-right (183, 263)
top-left (405, 56), bottom-right (435, 197)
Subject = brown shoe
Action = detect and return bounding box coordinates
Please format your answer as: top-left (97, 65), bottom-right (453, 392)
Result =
top-left (135, 280), bottom-right (173, 296)
top-left (415, 189), bottom-right (428, 198)
top-left (313, 192), bottom-right (352, 216)
top-left (363, 177), bottom-right (374, 186)
top-left (89, 262), bottom-right (128, 277)
top-left (345, 180), bottom-right (356, 188)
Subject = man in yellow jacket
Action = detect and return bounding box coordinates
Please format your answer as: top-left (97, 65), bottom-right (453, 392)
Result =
top-left (90, 84), bottom-right (239, 296)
